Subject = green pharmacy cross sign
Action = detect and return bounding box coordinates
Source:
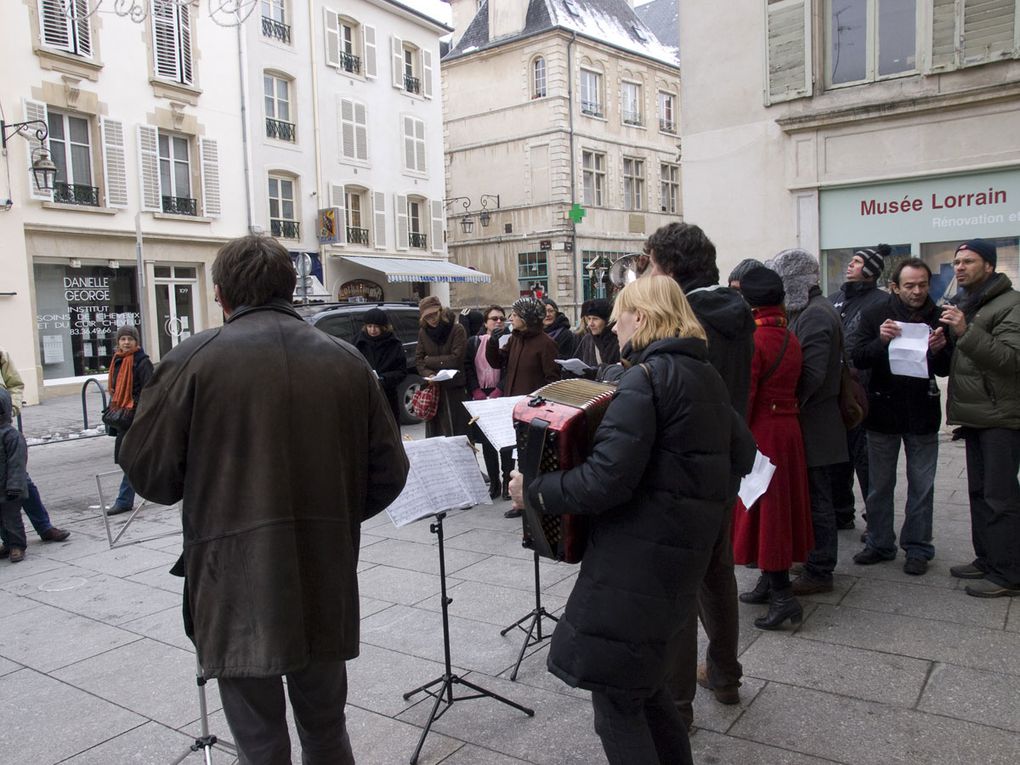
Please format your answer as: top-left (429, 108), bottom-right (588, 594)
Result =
top-left (568, 203), bottom-right (586, 224)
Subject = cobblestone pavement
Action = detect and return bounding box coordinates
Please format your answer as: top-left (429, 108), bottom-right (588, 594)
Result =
top-left (1, 395), bottom-right (1018, 764)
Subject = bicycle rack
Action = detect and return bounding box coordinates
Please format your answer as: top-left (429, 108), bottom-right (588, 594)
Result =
top-left (81, 378), bottom-right (108, 430)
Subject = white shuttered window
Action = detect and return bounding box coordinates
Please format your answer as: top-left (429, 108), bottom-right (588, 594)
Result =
top-left (153, 0), bottom-right (193, 85)
top-left (765, 0), bottom-right (812, 104)
top-left (931, 0), bottom-right (1019, 71)
top-left (402, 116), bottom-right (426, 174)
top-left (39, 0), bottom-right (92, 57)
top-left (100, 118), bottom-right (128, 208)
top-left (339, 98), bottom-right (368, 162)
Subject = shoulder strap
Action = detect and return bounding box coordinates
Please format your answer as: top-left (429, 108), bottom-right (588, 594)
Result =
top-left (758, 330), bottom-right (790, 385)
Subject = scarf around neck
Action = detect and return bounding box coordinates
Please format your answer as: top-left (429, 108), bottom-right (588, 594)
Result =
top-left (109, 351), bottom-right (136, 410)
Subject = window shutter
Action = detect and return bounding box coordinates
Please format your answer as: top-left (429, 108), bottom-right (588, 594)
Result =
top-left (764, 0), bottom-right (811, 105)
top-left (391, 36), bottom-right (404, 88)
top-left (929, 0), bottom-right (960, 72)
top-left (100, 117), bottom-right (128, 208)
top-left (394, 193), bottom-right (408, 251)
top-left (962, 0), bottom-right (1016, 64)
top-left (23, 99), bottom-right (52, 201)
top-left (179, 3), bottom-right (193, 85)
top-left (153, 2), bottom-right (180, 81)
top-left (364, 25), bottom-right (378, 78)
top-left (330, 184), bottom-right (348, 245)
top-left (373, 190), bottom-right (387, 249)
top-left (414, 119), bottom-right (426, 174)
top-left (403, 116), bottom-right (415, 171)
top-left (39, 0), bottom-right (71, 51)
top-left (324, 8), bottom-right (340, 68)
top-left (354, 102), bottom-right (368, 162)
top-left (340, 98), bottom-right (356, 159)
top-left (199, 137), bottom-right (221, 217)
top-left (430, 199), bottom-right (444, 253)
top-left (422, 49), bottom-right (433, 98)
top-left (72, 0), bottom-right (92, 57)
top-left (137, 125), bottom-right (161, 212)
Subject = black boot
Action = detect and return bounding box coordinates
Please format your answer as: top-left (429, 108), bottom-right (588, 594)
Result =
top-left (488, 474), bottom-right (502, 500)
top-left (739, 574), bottom-right (770, 604)
top-left (754, 588), bottom-right (803, 631)
top-left (501, 476), bottom-right (512, 501)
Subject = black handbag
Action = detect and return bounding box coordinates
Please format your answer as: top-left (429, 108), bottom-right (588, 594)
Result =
top-left (101, 406), bottom-right (135, 435)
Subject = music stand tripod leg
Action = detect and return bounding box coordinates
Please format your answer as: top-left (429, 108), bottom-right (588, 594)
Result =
top-left (169, 658), bottom-right (238, 765)
top-left (500, 551), bottom-right (560, 681)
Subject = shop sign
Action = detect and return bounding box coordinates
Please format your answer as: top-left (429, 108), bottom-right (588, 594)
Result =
top-left (317, 207), bottom-right (341, 244)
top-left (338, 279), bottom-right (384, 302)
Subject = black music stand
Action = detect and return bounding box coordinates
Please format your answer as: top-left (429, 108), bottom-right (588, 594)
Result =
top-left (403, 512), bottom-right (534, 765)
top-left (500, 550), bottom-right (559, 681)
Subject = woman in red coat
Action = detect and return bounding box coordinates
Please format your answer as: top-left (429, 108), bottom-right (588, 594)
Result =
top-left (732, 267), bottom-right (814, 630)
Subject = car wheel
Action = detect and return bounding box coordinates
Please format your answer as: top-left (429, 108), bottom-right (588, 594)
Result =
top-left (397, 375), bottom-right (424, 425)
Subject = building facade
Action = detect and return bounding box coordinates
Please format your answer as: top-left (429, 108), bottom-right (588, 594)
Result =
top-left (678, 0), bottom-right (1020, 293)
top-left (442, 0), bottom-right (682, 314)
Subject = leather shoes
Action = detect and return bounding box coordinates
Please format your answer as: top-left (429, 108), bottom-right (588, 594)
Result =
top-left (790, 572), bottom-right (833, 596)
top-left (9, 548), bottom-right (25, 563)
top-left (40, 527), bottom-right (70, 542)
top-left (950, 562), bottom-right (985, 579)
top-left (964, 580), bottom-right (1020, 598)
top-left (503, 508), bottom-right (522, 519)
top-left (738, 574), bottom-right (770, 604)
top-left (853, 547), bottom-right (893, 566)
top-left (696, 663), bottom-right (740, 705)
top-left (903, 557), bottom-right (928, 576)
top-left (106, 505), bottom-right (132, 516)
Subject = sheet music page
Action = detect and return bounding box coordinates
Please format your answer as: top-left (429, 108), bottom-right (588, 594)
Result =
top-left (384, 437), bottom-right (480, 527)
top-left (462, 396), bottom-right (527, 451)
top-left (440, 436), bottom-right (492, 507)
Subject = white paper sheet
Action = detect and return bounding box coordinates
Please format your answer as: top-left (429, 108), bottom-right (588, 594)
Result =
top-left (888, 322), bottom-right (930, 379)
top-left (498, 333), bottom-right (512, 349)
top-left (425, 369), bottom-right (458, 382)
top-left (462, 396), bottom-right (527, 451)
top-left (555, 358), bottom-right (593, 375)
top-left (738, 450), bottom-right (776, 510)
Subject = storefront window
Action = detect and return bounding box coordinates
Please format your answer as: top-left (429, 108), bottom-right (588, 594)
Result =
top-left (919, 237), bottom-right (1019, 304)
top-left (821, 243), bottom-right (911, 295)
top-left (34, 263), bottom-right (140, 381)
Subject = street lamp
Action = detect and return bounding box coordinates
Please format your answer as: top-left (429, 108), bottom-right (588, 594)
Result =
top-left (443, 196), bottom-right (474, 234)
top-left (478, 194), bottom-right (500, 227)
top-left (2, 118), bottom-right (57, 192)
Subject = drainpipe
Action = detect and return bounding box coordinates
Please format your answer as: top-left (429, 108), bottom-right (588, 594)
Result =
top-left (308, 0), bottom-right (326, 295)
top-left (237, 18), bottom-right (253, 232)
top-left (567, 31), bottom-right (579, 322)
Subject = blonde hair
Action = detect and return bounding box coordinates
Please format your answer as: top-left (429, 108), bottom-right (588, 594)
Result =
top-left (611, 275), bottom-right (706, 350)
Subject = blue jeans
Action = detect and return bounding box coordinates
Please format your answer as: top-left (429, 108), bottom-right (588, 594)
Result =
top-left (864, 431), bottom-right (937, 561)
top-left (114, 473), bottom-right (136, 511)
top-left (22, 475), bottom-right (54, 535)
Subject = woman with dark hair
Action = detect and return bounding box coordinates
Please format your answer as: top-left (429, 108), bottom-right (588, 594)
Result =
top-left (105, 325), bottom-right (154, 516)
top-left (415, 296), bottom-right (469, 438)
top-left (510, 276), bottom-right (755, 765)
top-left (732, 267), bottom-right (813, 629)
top-left (354, 308), bottom-right (407, 425)
top-left (573, 299), bottom-right (620, 369)
top-left (465, 305), bottom-right (511, 499)
top-left (542, 298), bottom-right (578, 359)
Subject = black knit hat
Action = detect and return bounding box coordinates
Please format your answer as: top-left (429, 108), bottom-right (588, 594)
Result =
top-left (956, 238), bottom-right (997, 267)
top-left (854, 244), bottom-right (891, 280)
top-left (728, 258), bottom-right (764, 285)
top-left (581, 299), bottom-right (611, 321)
top-left (512, 297), bottom-right (546, 327)
top-left (740, 266), bottom-right (786, 308)
top-left (363, 307), bottom-right (388, 326)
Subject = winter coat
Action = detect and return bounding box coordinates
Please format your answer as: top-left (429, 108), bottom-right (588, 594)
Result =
top-left (945, 273), bottom-right (1020, 430)
top-left (0, 351), bottom-right (25, 417)
top-left (0, 389), bottom-right (28, 499)
top-left (685, 281), bottom-right (755, 419)
top-left (416, 313), bottom-right (469, 437)
top-left (354, 329), bottom-right (407, 423)
top-left (574, 329), bottom-right (620, 368)
top-left (732, 307), bottom-right (813, 570)
top-left (851, 293), bottom-right (952, 435)
top-left (485, 326), bottom-right (560, 396)
top-left (831, 281), bottom-right (888, 357)
top-left (464, 334), bottom-right (506, 397)
top-left (109, 349), bottom-right (154, 463)
top-left (527, 337), bottom-right (756, 696)
top-left (545, 313), bottom-right (578, 359)
top-left (788, 286), bottom-right (849, 467)
top-left (120, 302), bottom-right (409, 678)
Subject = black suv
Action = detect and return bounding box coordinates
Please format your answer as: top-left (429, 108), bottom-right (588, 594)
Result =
top-left (295, 301), bottom-right (424, 424)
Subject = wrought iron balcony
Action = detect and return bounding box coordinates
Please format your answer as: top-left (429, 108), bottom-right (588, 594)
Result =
top-left (341, 52), bottom-right (361, 74)
top-left (622, 110), bottom-right (643, 126)
top-left (580, 100), bottom-right (604, 118)
top-left (266, 117), bottom-right (296, 142)
top-left (408, 232), bottom-right (427, 249)
top-left (261, 16), bottom-right (291, 44)
top-left (659, 118), bottom-right (677, 134)
top-left (346, 226), bottom-right (370, 245)
top-left (162, 196), bottom-right (197, 216)
top-left (404, 75), bottom-right (421, 94)
top-left (271, 219), bottom-right (300, 239)
top-left (53, 182), bottom-right (99, 207)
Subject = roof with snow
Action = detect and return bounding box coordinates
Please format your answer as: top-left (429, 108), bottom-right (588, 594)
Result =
top-left (633, 0), bottom-right (678, 53)
top-left (444, 0), bottom-right (678, 68)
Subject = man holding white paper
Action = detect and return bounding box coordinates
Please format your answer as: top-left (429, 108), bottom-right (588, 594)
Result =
top-left (850, 258), bottom-right (951, 575)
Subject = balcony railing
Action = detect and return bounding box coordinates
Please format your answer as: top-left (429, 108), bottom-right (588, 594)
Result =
top-left (261, 16), bottom-right (291, 44)
top-left (622, 110), bottom-right (643, 126)
top-left (580, 100), bottom-right (604, 118)
top-left (408, 232), bottom-right (427, 249)
top-left (266, 117), bottom-right (296, 142)
top-left (341, 52), bottom-right (361, 74)
top-left (162, 196), bottom-right (198, 216)
top-left (404, 74), bottom-right (421, 94)
top-left (659, 118), bottom-right (677, 134)
top-left (53, 182), bottom-right (100, 207)
top-left (271, 219), bottom-right (300, 239)
top-left (346, 226), bottom-right (370, 245)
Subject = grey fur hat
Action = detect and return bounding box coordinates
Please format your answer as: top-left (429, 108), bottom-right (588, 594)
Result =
top-left (766, 249), bottom-right (820, 312)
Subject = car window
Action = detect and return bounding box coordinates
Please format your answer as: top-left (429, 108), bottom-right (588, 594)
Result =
top-left (314, 314), bottom-right (356, 342)
top-left (393, 313), bottom-right (420, 344)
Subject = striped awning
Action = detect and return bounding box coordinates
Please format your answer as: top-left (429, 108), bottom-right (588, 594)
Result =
top-left (343, 255), bottom-right (490, 283)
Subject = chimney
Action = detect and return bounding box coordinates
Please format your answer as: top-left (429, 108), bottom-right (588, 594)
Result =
top-left (488, 0), bottom-right (528, 41)
top-left (445, 0), bottom-right (480, 48)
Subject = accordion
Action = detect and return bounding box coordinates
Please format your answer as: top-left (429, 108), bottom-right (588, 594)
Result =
top-left (513, 378), bottom-right (617, 563)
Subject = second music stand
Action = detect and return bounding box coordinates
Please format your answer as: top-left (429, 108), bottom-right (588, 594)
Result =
top-left (500, 550), bottom-right (559, 681)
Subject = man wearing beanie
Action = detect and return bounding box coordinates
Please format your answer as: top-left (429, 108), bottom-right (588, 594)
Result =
top-left (940, 238), bottom-right (1020, 597)
top-left (829, 244), bottom-right (891, 530)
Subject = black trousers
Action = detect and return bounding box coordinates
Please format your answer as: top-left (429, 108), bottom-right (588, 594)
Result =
top-left (0, 499), bottom-right (27, 551)
top-left (964, 428), bottom-right (1020, 587)
top-left (831, 425), bottom-right (870, 523)
top-left (217, 660), bottom-right (354, 765)
top-left (592, 685), bottom-right (693, 765)
top-left (805, 465), bottom-right (839, 580)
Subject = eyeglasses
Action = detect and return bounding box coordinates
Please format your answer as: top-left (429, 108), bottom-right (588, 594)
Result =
top-left (487, 315), bottom-right (505, 322)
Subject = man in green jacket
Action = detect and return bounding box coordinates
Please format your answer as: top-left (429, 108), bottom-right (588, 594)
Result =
top-left (940, 239), bottom-right (1020, 598)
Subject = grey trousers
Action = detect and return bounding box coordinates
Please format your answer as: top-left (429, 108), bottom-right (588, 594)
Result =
top-left (217, 660), bottom-right (354, 765)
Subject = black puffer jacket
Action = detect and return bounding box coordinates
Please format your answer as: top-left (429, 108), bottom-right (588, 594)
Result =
top-left (851, 293), bottom-right (952, 435)
top-left (527, 337), bottom-right (755, 696)
top-left (354, 330), bottom-right (406, 392)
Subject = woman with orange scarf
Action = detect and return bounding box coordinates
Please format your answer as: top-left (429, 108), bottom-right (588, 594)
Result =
top-left (106, 325), bottom-right (153, 516)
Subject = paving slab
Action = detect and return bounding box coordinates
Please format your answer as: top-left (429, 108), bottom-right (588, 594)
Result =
top-left (690, 728), bottom-right (845, 765)
top-left (1007, 599), bottom-right (1019, 633)
top-left (417, 579), bottom-right (568, 628)
top-left (739, 631), bottom-right (930, 706)
top-left (732, 682), bottom-right (1020, 765)
top-left (360, 595), bottom-right (397, 620)
top-left (60, 721), bottom-right (198, 765)
top-left (918, 662), bottom-right (1020, 732)
top-left (126, 563), bottom-right (185, 594)
top-left (346, 703), bottom-right (464, 765)
top-left (840, 576), bottom-right (1008, 629)
top-left (437, 743), bottom-right (534, 764)
top-left (496, 643), bottom-right (588, 701)
top-left (444, 527), bottom-right (536, 560)
top-left (358, 537), bottom-right (490, 576)
top-left (0, 587), bottom-right (44, 617)
top-left (347, 642), bottom-right (451, 716)
top-left (450, 555), bottom-right (577, 594)
top-left (0, 549), bottom-right (66, 581)
top-left (119, 606), bottom-right (195, 653)
top-left (357, 561), bottom-right (452, 606)
top-left (71, 543), bottom-right (180, 579)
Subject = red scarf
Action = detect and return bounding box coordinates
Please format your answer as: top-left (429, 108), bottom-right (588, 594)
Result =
top-left (753, 305), bottom-right (787, 328)
top-left (108, 351), bottom-right (136, 410)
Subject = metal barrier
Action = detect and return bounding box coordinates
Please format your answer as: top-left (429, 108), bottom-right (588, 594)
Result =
top-left (81, 378), bottom-right (108, 430)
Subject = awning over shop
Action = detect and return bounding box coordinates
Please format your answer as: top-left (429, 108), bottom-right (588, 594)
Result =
top-left (342, 255), bottom-right (490, 283)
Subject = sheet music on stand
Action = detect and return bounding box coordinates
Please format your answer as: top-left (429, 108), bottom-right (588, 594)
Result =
top-left (385, 436), bottom-right (492, 527)
top-left (462, 396), bottom-right (527, 451)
